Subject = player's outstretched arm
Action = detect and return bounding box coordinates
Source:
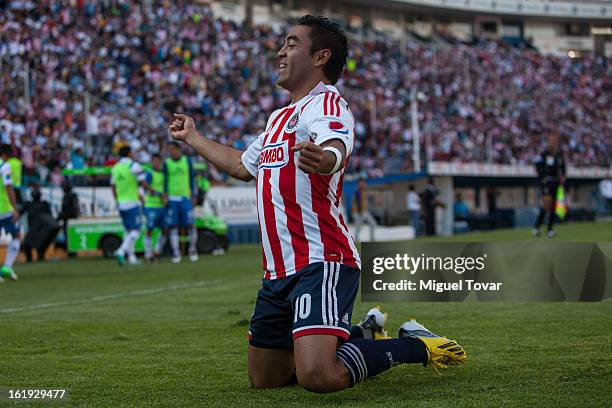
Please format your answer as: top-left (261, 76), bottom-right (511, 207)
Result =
top-left (169, 113), bottom-right (253, 182)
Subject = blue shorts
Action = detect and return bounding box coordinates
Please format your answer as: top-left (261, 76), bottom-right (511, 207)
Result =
top-left (119, 207), bottom-right (142, 231)
top-left (144, 207), bottom-right (167, 231)
top-left (0, 215), bottom-right (19, 236)
top-left (249, 262), bottom-right (360, 349)
top-left (166, 198), bottom-right (194, 228)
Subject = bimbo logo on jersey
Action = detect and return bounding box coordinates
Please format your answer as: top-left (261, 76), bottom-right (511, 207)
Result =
top-left (259, 140), bottom-right (289, 169)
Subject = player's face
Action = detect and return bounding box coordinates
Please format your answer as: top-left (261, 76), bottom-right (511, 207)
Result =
top-left (169, 146), bottom-right (181, 160)
top-left (276, 25), bottom-right (315, 91)
top-left (152, 157), bottom-right (161, 170)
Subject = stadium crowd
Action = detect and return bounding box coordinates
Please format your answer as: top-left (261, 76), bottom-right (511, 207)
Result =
top-left (0, 0), bottom-right (610, 185)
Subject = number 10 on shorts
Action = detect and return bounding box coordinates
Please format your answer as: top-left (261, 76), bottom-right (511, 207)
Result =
top-left (294, 294), bottom-right (311, 322)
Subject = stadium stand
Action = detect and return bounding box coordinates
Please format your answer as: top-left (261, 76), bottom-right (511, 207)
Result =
top-left (0, 0), bottom-right (609, 185)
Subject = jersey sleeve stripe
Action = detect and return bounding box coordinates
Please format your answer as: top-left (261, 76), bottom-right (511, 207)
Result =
top-left (323, 92), bottom-right (329, 116)
top-left (334, 96), bottom-right (341, 117)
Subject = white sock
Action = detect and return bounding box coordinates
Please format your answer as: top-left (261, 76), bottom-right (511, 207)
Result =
top-left (4, 238), bottom-right (21, 267)
top-left (117, 232), bottom-right (130, 256)
top-left (189, 226), bottom-right (198, 254)
top-left (127, 230), bottom-right (140, 260)
top-left (170, 229), bottom-right (180, 257)
top-left (144, 235), bottom-right (153, 258)
top-left (155, 233), bottom-right (166, 254)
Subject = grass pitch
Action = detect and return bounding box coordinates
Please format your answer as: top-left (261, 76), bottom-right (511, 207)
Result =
top-left (1, 221), bottom-right (611, 407)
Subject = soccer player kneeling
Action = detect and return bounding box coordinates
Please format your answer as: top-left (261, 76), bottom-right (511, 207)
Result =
top-left (169, 15), bottom-right (466, 393)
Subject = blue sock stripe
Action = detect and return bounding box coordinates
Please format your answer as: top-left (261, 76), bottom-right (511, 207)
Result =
top-left (336, 351), bottom-right (357, 385)
top-left (344, 342), bottom-right (368, 378)
top-left (337, 348), bottom-right (359, 383)
top-left (338, 346), bottom-right (363, 380)
top-left (337, 346), bottom-right (363, 382)
top-left (339, 345), bottom-right (365, 381)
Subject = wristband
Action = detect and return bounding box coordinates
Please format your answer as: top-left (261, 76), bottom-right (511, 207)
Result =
top-left (322, 146), bottom-right (343, 174)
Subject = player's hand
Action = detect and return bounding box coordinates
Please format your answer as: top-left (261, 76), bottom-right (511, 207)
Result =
top-left (169, 113), bottom-right (198, 143)
top-left (162, 194), bottom-right (168, 205)
top-left (12, 210), bottom-right (20, 223)
top-left (292, 142), bottom-right (323, 174)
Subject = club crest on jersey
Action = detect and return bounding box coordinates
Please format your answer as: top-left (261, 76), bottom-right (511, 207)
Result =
top-left (259, 140), bottom-right (289, 170)
top-left (285, 111), bottom-right (300, 133)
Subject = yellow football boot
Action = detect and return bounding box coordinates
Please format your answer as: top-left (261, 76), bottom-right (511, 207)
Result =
top-left (399, 319), bottom-right (467, 372)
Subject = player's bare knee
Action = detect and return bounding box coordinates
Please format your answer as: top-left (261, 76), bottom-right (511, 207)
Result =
top-left (296, 365), bottom-right (346, 393)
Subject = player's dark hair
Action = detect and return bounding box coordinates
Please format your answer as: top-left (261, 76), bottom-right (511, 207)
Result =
top-left (297, 15), bottom-right (348, 85)
top-left (0, 143), bottom-right (12, 157)
top-left (152, 153), bottom-right (161, 160)
top-left (168, 141), bottom-right (181, 149)
top-left (118, 146), bottom-right (131, 158)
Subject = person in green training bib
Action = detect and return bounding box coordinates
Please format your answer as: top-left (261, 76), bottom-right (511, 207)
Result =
top-left (7, 152), bottom-right (22, 209)
top-left (143, 154), bottom-right (168, 262)
top-left (0, 144), bottom-right (21, 282)
top-left (110, 146), bottom-right (148, 266)
top-left (163, 142), bottom-right (198, 263)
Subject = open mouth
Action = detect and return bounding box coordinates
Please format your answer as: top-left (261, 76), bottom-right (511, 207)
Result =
top-left (279, 63), bottom-right (287, 72)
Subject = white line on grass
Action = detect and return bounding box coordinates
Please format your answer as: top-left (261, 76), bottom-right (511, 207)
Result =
top-left (0, 280), bottom-right (225, 314)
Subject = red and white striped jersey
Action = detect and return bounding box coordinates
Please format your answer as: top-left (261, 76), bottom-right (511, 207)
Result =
top-left (242, 82), bottom-right (361, 280)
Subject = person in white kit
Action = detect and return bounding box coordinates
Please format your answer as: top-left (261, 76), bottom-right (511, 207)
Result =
top-left (407, 184), bottom-right (421, 237)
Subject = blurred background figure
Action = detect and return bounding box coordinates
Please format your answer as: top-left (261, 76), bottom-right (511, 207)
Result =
top-left (454, 193), bottom-right (470, 223)
top-left (57, 181), bottom-right (80, 255)
top-left (422, 178), bottom-right (445, 236)
top-left (163, 142), bottom-right (198, 263)
top-left (352, 178), bottom-right (376, 241)
top-left (533, 133), bottom-right (566, 238)
top-left (7, 149), bottom-right (22, 210)
top-left (143, 153), bottom-right (168, 262)
top-left (0, 143), bottom-right (20, 281)
top-left (111, 146), bottom-right (146, 266)
top-left (195, 163), bottom-right (210, 207)
top-left (486, 187), bottom-right (499, 229)
top-left (21, 185), bottom-right (59, 262)
top-left (406, 184), bottom-right (421, 237)
top-left (600, 180), bottom-right (612, 214)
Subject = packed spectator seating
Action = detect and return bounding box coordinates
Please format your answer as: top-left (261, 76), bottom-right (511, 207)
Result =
top-left (0, 0), bottom-right (610, 185)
